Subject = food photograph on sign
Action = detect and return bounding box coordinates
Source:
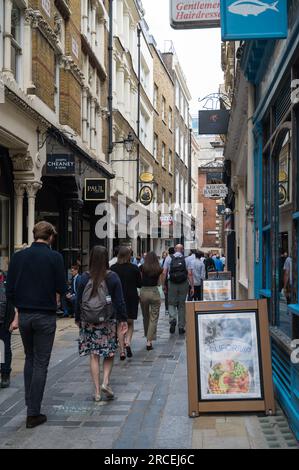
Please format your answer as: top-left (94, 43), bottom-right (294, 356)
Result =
top-left (197, 312), bottom-right (263, 401)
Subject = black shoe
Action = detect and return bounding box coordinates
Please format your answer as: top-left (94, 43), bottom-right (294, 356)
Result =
top-left (126, 346), bottom-right (133, 358)
top-left (146, 344), bottom-right (153, 351)
top-left (179, 328), bottom-right (185, 335)
top-left (26, 414), bottom-right (47, 429)
top-left (0, 374), bottom-right (10, 388)
top-left (169, 322), bottom-right (176, 334)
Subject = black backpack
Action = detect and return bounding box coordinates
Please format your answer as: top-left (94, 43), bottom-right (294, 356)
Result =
top-left (169, 256), bottom-right (188, 284)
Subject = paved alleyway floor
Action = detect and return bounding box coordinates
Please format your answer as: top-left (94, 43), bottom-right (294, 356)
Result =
top-left (0, 308), bottom-right (298, 449)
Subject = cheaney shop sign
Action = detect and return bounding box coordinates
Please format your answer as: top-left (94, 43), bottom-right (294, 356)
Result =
top-left (170, 1), bottom-right (220, 29)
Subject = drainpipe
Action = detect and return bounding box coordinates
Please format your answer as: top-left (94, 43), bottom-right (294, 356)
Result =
top-left (136, 24), bottom-right (141, 202)
top-left (108, 0), bottom-right (114, 156)
top-left (247, 82), bottom-right (255, 299)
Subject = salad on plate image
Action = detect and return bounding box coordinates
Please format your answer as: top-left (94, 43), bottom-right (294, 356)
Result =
top-left (208, 360), bottom-right (250, 395)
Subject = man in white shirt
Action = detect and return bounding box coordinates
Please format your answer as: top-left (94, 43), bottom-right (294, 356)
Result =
top-left (109, 246), bottom-right (120, 268)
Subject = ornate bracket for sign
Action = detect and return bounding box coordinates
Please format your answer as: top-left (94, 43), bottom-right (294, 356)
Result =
top-left (198, 92), bottom-right (231, 110)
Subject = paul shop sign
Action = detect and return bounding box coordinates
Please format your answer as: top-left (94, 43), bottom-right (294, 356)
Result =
top-left (85, 178), bottom-right (107, 202)
top-left (170, 1), bottom-right (220, 29)
top-left (220, 0), bottom-right (288, 40)
top-left (46, 154), bottom-right (75, 175)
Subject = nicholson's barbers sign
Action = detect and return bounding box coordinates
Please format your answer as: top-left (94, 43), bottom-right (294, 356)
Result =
top-left (85, 178), bottom-right (107, 201)
top-left (204, 184), bottom-right (228, 199)
top-left (46, 154), bottom-right (75, 175)
top-left (170, 0), bottom-right (220, 29)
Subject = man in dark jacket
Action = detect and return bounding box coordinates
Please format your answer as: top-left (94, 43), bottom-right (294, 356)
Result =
top-left (6, 221), bottom-right (67, 429)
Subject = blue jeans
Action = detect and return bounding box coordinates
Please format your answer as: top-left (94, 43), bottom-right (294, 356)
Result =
top-left (19, 312), bottom-right (56, 417)
top-left (0, 325), bottom-right (12, 376)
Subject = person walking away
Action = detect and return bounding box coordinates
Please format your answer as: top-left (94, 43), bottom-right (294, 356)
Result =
top-left (63, 264), bottom-right (81, 317)
top-left (76, 246), bottom-right (128, 402)
top-left (220, 254), bottom-right (226, 270)
top-left (0, 276), bottom-right (18, 388)
top-left (214, 255), bottom-right (224, 272)
top-left (162, 245), bottom-right (194, 335)
top-left (163, 247), bottom-right (174, 316)
top-left (204, 252), bottom-right (216, 279)
top-left (109, 246), bottom-right (120, 268)
top-left (193, 251), bottom-right (206, 301)
top-left (140, 252), bottom-right (163, 351)
top-left (111, 247), bottom-right (141, 359)
top-left (5, 221), bottom-right (67, 429)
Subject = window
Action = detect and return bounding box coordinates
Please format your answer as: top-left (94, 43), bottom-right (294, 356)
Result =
top-left (169, 193), bottom-right (172, 208)
top-left (175, 171), bottom-right (179, 205)
top-left (162, 96), bottom-right (166, 122)
top-left (168, 149), bottom-right (172, 173)
top-left (153, 133), bottom-right (158, 160)
top-left (175, 80), bottom-right (180, 108)
top-left (11, 2), bottom-right (23, 83)
top-left (42, 0), bottom-right (51, 16)
top-left (162, 188), bottom-right (166, 205)
top-left (54, 57), bottom-right (60, 115)
top-left (176, 128), bottom-right (180, 155)
top-left (154, 84), bottom-right (158, 110)
top-left (181, 134), bottom-right (184, 161)
top-left (162, 142), bottom-right (166, 168)
top-left (169, 107), bottom-right (173, 130)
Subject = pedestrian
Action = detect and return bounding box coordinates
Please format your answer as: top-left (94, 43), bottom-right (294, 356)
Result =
top-left (283, 255), bottom-right (293, 304)
top-left (162, 244), bottom-right (194, 335)
top-left (192, 251), bottom-right (206, 301)
top-left (109, 246), bottom-right (120, 268)
top-left (140, 252), bottom-right (163, 351)
top-left (220, 253), bottom-right (226, 269)
top-left (5, 221), bottom-right (67, 429)
top-left (204, 252), bottom-right (216, 278)
top-left (214, 255), bottom-right (224, 272)
top-left (111, 246), bottom-right (142, 359)
top-left (163, 247), bottom-right (175, 315)
top-left (130, 250), bottom-right (138, 266)
top-left (0, 277), bottom-right (18, 389)
top-left (75, 246), bottom-right (128, 402)
top-left (63, 264), bottom-right (81, 317)
top-left (159, 251), bottom-right (168, 268)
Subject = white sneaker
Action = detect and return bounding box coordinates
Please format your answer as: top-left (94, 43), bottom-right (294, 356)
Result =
top-left (94, 393), bottom-right (102, 402)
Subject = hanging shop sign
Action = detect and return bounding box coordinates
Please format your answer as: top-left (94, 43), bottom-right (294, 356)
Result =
top-left (203, 279), bottom-right (232, 301)
top-left (208, 271), bottom-right (232, 281)
top-left (46, 154), bottom-right (75, 175)
top-left (204, 184), bottom-right (228, 199)
top-left (84, 178), bottom-right (107, 201)
top-left (198, 110), bottom-right (230, 135)
top-left (185, 300), bottom-right (275, 416)
top-left (207, 172), bottom-right (224, 184)
top-left (220, 0), bottom-right (288, 41)
top-left (139, 186), bottom-right (153, 206)
top-left (160, 214), bottom-right (173, 226)
top-left (139, 172), bottom-right (154, 184)
top-left (170, 0), bottom-right (221, 29)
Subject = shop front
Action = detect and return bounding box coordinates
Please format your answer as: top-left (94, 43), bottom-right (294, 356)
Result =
top-left (35, 130), bottom-right (113, 274)
top-left (0, 145), bottom-right (14, 274)
top-left (250, 45), bottom-right (299, 438)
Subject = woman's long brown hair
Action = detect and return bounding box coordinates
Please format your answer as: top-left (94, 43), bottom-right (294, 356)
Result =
top-left (89, 246), bottom-right (109, 296)
top-left (142, 251), bottom-right (163, 279)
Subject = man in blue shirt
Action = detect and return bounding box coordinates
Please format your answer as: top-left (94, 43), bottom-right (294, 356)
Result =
top-left (6, 221), bottom-right (67, 430)
top-left (214, 255), bottom-right (224, 272)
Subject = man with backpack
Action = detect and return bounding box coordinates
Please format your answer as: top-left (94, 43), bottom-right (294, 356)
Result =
top-left (162, 245), bottom-right (194, 335)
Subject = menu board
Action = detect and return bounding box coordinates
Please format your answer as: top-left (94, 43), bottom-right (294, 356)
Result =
top-left (197, 312), bottom-right (262, 401)
top-left (203, 280), bottom-right (232, 301)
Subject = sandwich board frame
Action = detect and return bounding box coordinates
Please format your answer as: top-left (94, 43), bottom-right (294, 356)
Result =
top-left (186, 299), bottom-right (275, 417)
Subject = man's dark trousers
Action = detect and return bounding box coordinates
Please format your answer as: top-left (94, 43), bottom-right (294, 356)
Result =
top-left (0, 325), bottom-right (12, 376)
top-left (19, 312), bottom-right (56, 417)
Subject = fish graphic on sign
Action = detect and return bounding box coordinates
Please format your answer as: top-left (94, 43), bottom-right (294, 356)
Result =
top-left (228, 0), bottom-right (279, 16)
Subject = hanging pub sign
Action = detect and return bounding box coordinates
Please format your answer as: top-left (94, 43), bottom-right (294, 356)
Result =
top-left (207, 172), bottom-right (223, 184)
top-left (140, 172), bottom-right (154, 184)
top-left (84, 178), bottom-right (107, 201)
top-left (198, 110), bottom-right (230, 135)
top-left (170, 0), bottom-right (221, 30)
top-left (46, 154), bottom-right (75, 175)
top-left (185, 300), bottom-right (275, 416)
top-left (204, 184), bottom-right (228, 199)
top-left (220, 0), bottom-right (288, 41)
top-left (139, 186), bottom-right (153, 206)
